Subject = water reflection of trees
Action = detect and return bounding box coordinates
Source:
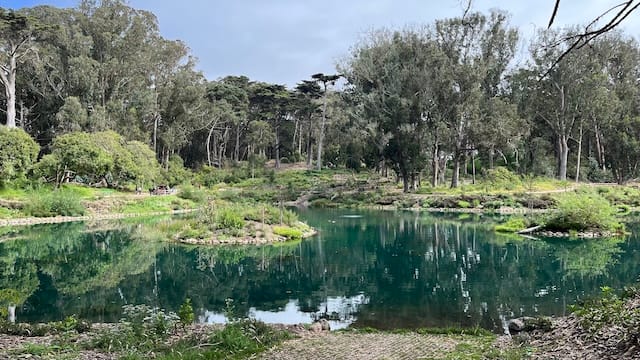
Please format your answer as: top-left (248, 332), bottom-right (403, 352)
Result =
top-left (1, 211), bottom-right (636, 331)
top-left (0, 221), bottom-right (163, 322)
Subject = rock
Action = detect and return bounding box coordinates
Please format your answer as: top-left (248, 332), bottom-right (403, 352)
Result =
top-left (310, 319), bottom-right (330, 332)
top-left (508, 318), bottom-right (526, 333)
top-left (508, 316), bottom-right (552, 334)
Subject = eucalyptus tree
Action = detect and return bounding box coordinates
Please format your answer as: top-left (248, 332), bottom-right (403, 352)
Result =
top-left (311, 73), bottom-right (340, 170)
top-left (0, 8), bottom-right (47, 128)
top-left (527, 29), bottom-right (588, 180)
top-left (156, 64), bottom-right (209, 167)
top-left (431, 11), bottom-right (519, 187)
top-left (594, 34), bottom-right (640, 183)
top-left (343, 30), bottom-right (438, 192)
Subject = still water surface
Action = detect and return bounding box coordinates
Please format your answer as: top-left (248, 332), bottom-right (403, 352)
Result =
top-left (1, 209), bottom-right (639, 332)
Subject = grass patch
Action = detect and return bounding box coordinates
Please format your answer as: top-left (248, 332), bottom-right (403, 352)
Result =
top-left (23, 189), bottom-right (85, 217)
top-left (494, 217), bottom-right (528, 233)
top-left (118, 196), bottom-right (195, 214)
top-left (273, 225), bottom-right (303, 241)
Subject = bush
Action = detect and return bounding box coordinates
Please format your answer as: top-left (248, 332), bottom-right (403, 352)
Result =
top-left (178, 185), bottom-right (206, 203)
top-left (273, 226), bottom-right (303, 241)
top-left (545, 192), bottom-right (620, 232)
top-left (90, 304), bottom-right (178, 352)
top-left (0, 127), bottom-right (39, 185)
top-left (217, 208), bottom-right (246, 230)
top-left (483, 167), bottom-right (521, 190)
top-left (24, 189), bottom-right (86, 217)
top-left (178, 298), bottom-right (194, 329)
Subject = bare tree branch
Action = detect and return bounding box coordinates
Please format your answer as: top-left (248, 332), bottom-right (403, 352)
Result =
top-left (548, 0), bottom-right (561, 28)
top-left (542, 0), bottom-right (640, 79)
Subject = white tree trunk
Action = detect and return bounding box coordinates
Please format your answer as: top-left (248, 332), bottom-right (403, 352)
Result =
top-left (0, 53), bottom-right (17, 128)
top-left (316, 86), bottom-right (328, 170)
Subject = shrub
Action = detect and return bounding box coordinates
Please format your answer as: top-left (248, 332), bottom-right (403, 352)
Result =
top-left (178, 298), bottom-right (195, 329)
top-left (24, 189), bottom-right (86, 217)
top-left (545, 192), bottom-right (620, 232)
top-left (90, 304), bottom-right (178, 352)
top-left (217, 208), bottom-right (245, 230)
top-left (178, 185), bottom-right (206, 203)
top-left (0, 127), bottom-right (39, 185)
top-left (483, 167), bottom-right (521, 190)
top-left (273, 226), bottom-right (303, 241)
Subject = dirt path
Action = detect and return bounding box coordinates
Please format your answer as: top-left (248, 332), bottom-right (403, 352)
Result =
top-left (258, 332), bottom-right (493, 360)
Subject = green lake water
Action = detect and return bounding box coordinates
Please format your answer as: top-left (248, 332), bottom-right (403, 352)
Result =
top-left (1, 209), bottom-right (640, 333)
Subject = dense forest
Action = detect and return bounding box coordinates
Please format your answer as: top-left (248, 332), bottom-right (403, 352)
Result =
top-left (2, 0), bottom-right (640, 192)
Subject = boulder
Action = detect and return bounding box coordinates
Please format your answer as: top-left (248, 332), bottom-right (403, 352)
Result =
top-left (508, 316), bottom-right (552, 334)
top-left (310, 319), bottom-right (331, 332)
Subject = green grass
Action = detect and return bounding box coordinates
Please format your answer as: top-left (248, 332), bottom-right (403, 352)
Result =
top-left (118, 196), bottom-right (196, 214)
top-left (494, 217), bottom-right (528, 233)
top-left (273, 225), bottom-right (303, 241)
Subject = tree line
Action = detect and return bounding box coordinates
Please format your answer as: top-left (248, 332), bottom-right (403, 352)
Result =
top-left (1, 1), bottom-right (640, 191)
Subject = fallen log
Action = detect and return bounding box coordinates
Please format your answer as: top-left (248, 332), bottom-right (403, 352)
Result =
top-left (518, 225), bottom-right (543, 234)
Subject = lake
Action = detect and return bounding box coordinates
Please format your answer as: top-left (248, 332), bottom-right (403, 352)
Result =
top-left (1, 209), bottom-right (639, 333)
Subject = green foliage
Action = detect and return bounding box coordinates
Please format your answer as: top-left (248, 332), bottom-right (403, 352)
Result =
top-left (37, 131), bottom-right (161, 187)
top-left (24, 189), bottom-right (86, 217)
top-left (177, 298), bottom-right (195, 329)
top-left (177, 184), bottom-right (206, 203)
top-left (273, 226), bottom-right (303, 241)
top-left (116, 195), bottom-right (195, 214)
top-left (0, 127), bottom-right (39, 185)
top-left (545, 192), bottom-right (621, 232)
top-left (125, 141), bottom-right (161, 187)
top-left (162, 155), bottom-right (191, 187)
top-left (483, 167), bottom-right (522, 190)
top-left (494, 217), bottom-right (528, 233)
top-left (569, 286), bottom-right (640, 354)
top-left (89, 304), bottom-right (179, 352)
top-left (242, 203), bottom-right (299, 225)
top-left (216, 208), bottom-right (246, 230)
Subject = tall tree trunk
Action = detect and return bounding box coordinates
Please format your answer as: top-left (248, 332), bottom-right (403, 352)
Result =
top-left (153, 113), bottom-right (159, 155)
top-left (558, 135), bottom-right (569, 181)
top-left (275, 125), bottom-right (280, 169)
top-left (488, 146), bottom-right (495, 169)
top-left (594, 122), bottom-right (606, 171)
top-left (575, 123), bottom-right (583, 183)
top-left (234, 122), bottom-right (241, 162)
top-left (450, 153), bottom-right (461, 188)
top-left (471, 151), bottom-right (476, 185)
top-left (1, 54), bottom-right (17, 127)
top-left (402, 169), bottom-right (410, 193)
top-left (292, 118), bottom-right (299, 156)
top-left (316, 88), bottom-right (328, 170)
top-left (431, 142), bottom-right (439, 187)
top-left (438, 151), bottom-right (447, 186)
top-left (306, 115), bottom-right (313, 167)
top-left (206, 123), bottom-right (215, 167)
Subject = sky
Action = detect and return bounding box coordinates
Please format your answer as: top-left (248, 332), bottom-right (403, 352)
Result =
top-left (3, 0), bottom-right (640, 87)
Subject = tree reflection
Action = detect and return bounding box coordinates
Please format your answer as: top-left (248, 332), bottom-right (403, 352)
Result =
top-left (0, 211), bottom-right (636, 332)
